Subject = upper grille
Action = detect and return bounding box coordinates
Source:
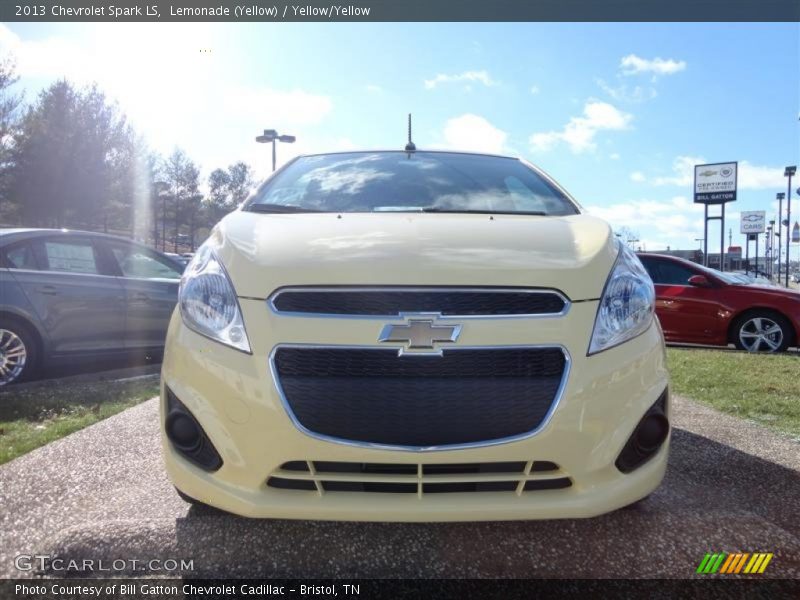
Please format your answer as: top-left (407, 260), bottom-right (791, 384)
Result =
top-left (272, 347), bottom-right (567, 448)
top-left (270, 287), bottom-right (567, 316)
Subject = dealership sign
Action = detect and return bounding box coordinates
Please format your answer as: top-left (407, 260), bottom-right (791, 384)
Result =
top-left (694, 162), bottom-right (737, 204)
top-left (740, 211), bottom-right (766, 235)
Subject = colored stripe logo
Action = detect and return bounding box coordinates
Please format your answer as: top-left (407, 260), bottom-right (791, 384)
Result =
top-left (696, 552), bottom-right (773, 574)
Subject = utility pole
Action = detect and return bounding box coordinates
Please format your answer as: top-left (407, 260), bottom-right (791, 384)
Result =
top-left (785, 166), bottom-right (796, 287)
top-left (776, 193), bottom-right (784, 283)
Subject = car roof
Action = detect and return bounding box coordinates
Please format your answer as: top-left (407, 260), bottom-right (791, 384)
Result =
top-left (296, 149), bottom-right (519, 160)
top-left (0, 228), bottom-right (147, 247)
top-left (636, 252), bottom-right (715, 271)
top-left (0, 228), bottom-right (42, 237)
top-left (636, 252), bottom-right (693, 263)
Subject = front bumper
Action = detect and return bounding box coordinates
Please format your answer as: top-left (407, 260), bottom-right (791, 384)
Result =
top-left (161, 298), bottom-right (669, 521)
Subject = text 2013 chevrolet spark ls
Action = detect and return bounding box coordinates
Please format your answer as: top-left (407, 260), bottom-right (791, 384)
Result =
top-left (161, 150), bottom-right (669, 521)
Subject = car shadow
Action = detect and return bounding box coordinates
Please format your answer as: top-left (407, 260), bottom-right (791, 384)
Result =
top-left (35, 351), bottom-right (161, 382)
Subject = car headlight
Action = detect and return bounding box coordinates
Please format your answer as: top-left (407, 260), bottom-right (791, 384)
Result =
top-left (179, 244), bottom-right (251, 353)
top-left (588, 240), bottom-right (655, 355)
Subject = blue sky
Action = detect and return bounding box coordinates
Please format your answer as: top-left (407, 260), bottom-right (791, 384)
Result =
top-left (2, 22), bottom-right (799, 254)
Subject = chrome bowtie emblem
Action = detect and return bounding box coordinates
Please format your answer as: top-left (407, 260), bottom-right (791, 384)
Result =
top-left (378, 317), bottom-right (462, 353)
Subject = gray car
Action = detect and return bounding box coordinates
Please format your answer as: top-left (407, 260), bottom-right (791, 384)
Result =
top-left (0, 229), bottom-right (183, 385)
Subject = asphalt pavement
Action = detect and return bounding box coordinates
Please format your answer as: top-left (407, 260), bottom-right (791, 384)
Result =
top-left (0, 395), bottom-right (798, 579)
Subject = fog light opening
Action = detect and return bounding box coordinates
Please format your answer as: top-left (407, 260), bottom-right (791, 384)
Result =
top-left (634, 413), bottom-right (669, 454)
top-left (164, 387), bottom-right (223, 472)
top-left (166, 411), bottom-right (202, 452)
top-left (615, 389), bottom-right (670, 474)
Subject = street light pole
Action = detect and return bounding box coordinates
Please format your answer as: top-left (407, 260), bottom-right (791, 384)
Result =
top-left (256, 129), bottom-right (296, 173)
top-left (767, 222), bottom-right (774, 279)
top-left (785, 166), bottom-right (796, 287)
top-left (776, 192), bottom-right (785, 283)
top-left (754, 233), bottom-right (759, 276)
top-left (796, 186), bottom-right (800, 281)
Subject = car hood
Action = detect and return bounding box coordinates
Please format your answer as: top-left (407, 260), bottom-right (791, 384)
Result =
top-left (210, 211), bottom-right (617, 301)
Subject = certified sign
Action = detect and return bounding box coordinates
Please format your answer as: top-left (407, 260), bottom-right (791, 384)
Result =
top-left (694, 162), bottom-right (737, 204)
top-left (740, 210), bottom-right (766, 234)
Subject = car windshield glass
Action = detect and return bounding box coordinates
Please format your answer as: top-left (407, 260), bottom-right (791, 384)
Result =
top-left (694, 262), bottom-right (743, 285)
top-left (245, 152), bottom-right (579, 216)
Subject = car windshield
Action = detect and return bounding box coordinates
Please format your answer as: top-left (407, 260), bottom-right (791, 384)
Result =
top-left (694, 262), bottom-right (746, 285)
top-left (244, 151), bottom-right (579, 216)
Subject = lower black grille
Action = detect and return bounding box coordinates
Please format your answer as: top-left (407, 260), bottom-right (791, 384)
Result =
top-left (267, 460), bottom-right (573, 495)
top-left (273, 347), bottom-right (566, 447)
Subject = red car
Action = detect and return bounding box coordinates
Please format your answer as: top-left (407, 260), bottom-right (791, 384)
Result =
top-left (637, 253), bottom-right (800, 352)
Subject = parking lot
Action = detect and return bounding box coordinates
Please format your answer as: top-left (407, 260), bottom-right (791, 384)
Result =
top-left (0, 392), bottom-right (797, 579)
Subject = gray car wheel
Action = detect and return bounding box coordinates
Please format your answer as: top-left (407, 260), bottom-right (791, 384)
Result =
top-left (0, 327), bottom-right (29, 385)
top-left (0, 321), bottom-right (38, 386)
top-left (734, 313), bottom-right (791, 353)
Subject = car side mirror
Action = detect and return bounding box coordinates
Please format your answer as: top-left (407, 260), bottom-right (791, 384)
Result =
top-left (688, 274), bottom-right (711, 287)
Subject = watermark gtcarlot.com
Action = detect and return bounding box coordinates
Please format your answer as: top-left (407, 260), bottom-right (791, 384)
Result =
top-left (15, 555), bottom-right (194, 574)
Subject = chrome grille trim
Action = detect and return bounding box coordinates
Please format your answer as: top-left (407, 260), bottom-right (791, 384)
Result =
top-left (268, 343), bottom-right (571, 452)
top-left (267, 286), bottom-right (571, 319)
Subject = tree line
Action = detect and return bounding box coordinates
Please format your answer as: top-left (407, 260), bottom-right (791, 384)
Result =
top-left (0, 59), bottom-right (257, 252)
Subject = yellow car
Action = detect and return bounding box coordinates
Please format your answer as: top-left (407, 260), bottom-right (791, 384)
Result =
top-left (161, 150), bottom-right (669, 521)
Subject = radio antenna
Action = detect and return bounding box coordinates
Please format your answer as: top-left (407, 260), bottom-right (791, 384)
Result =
top-left (404, 113), bottom-right (416, 152)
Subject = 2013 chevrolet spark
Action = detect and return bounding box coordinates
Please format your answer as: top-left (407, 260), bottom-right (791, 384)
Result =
top-left (161, 150), bottom-right (669, 521)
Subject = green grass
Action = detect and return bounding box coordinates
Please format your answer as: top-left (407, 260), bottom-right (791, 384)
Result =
top-left (667, 347), bottom-right (800, 438)
top-left (0, 376), bottom-right (159, 465)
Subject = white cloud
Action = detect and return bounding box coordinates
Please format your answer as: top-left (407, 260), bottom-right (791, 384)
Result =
top-left (0, 23), bottom-right (335, 165)
top-left (596, 78), bottom-right (657, 103)
top-left (630, 171), bottom-right (646, 182)
top-left (224, 87), bottom-right (332, 126)
top-left (640, 155), bottom-right (785, 189)
top-left (620, 54), bottom-right (687, 77)
top-left (365, 84), bottom-right (383, 94)
top-left (529, 85), bottom-right (540, 95)
top-left (738, 162), bottom-right (786, 189)
top-left (0, 23), bottom-right (87, 80)
top-left (424, 70), bottom-right (497, 90)
top-left (441, 114), bottom-right (507, 154)
top-left (609, 153), bottom-right (621, 160)
top-left (586, 196), bottom-right (705, 249)
top-left (529, 100), bottom-right (632, 154)
top-left (596, 54), bottom-right (683, 103)
top-left (649, 156), bottom-right (706, 186)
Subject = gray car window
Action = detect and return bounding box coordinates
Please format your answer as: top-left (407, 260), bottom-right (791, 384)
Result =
top-left (652, 261), bottom-right (696, 285)
top-left (43, 241), bottom-right (99, 275)
top-left (110, 244), bottom-right (182, 280)
top-left (4, 243), bottom-right (38, 270)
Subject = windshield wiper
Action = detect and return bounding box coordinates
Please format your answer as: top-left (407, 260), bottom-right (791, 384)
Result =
top-left (419, 207), bottom-right (547, 216)
top-left (246, 203), bottom-right (324, 214)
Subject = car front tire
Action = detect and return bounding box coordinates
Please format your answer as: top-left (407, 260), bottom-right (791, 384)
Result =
top-left (0, 319), bottom-right (38, 386)
top-left (733, 311), bottom-right (793, 353)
